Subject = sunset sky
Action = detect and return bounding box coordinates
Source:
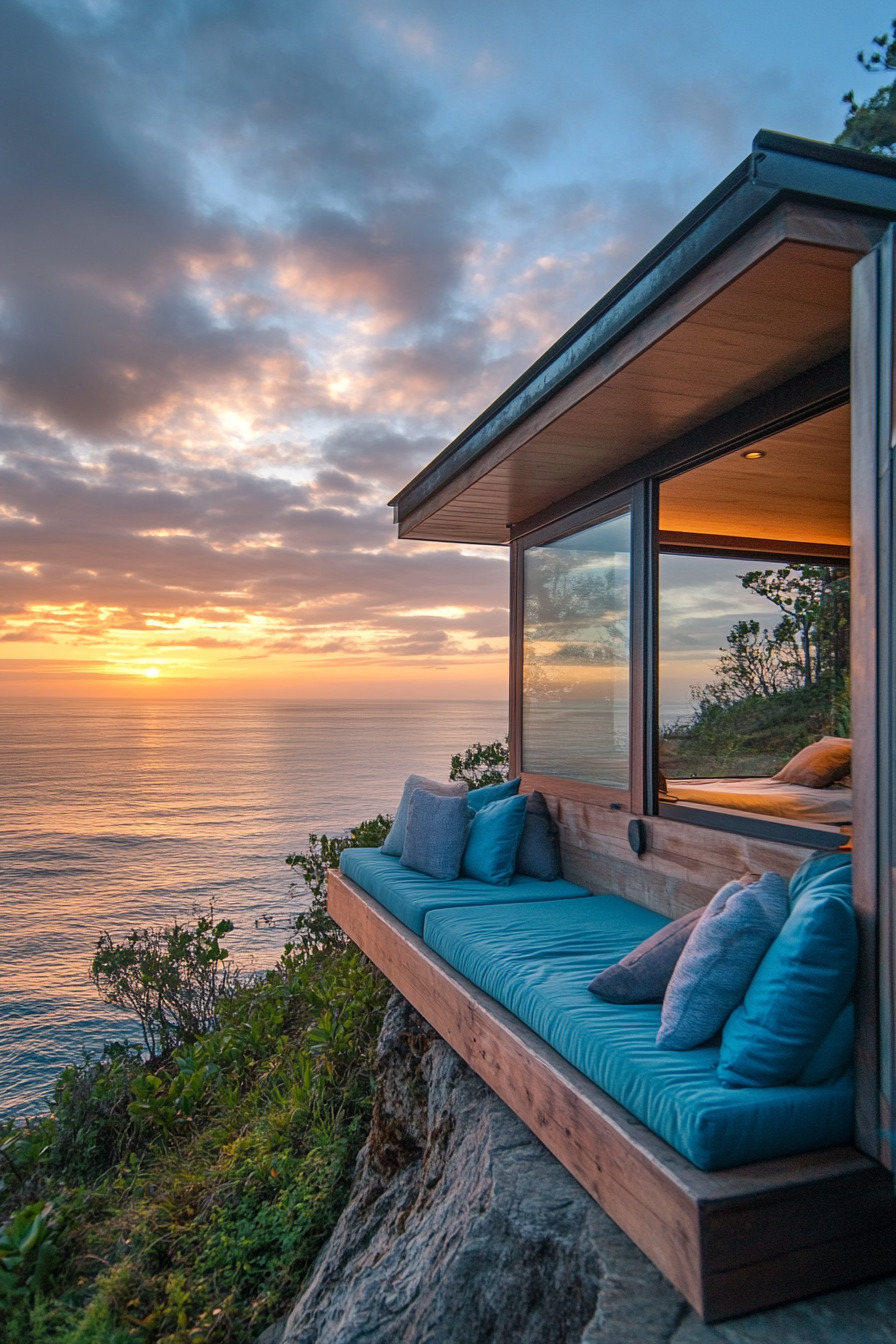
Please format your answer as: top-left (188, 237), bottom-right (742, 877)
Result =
top-left (0, 0), bottom-right (883, 698)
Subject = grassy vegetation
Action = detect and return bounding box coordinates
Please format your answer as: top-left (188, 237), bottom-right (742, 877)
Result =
top-left (660, 678), bottom-right (850, 779)
top-left (0, 817), bottom-right (392, 1344)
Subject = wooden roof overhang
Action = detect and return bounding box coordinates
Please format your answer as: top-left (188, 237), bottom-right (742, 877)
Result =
top-left (390, 132), bottom-right (896, 546)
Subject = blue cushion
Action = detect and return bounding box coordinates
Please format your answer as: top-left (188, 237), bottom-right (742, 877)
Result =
top-left (467, 777), bottom-right (521, 811)
top-left (382, 775), bottom-right (468, 857)
top-left (423, 895), bottom-right (854, 1170)
top-left (657, 874), bottom-right (789, 1051)
top-left (461, 793), bottom-right (529, 885)
top-left (797, 1003), bottom-right (854, 1085)
top-left (400, 790), bottom-right (472, 881)
top-left (788, 849), bottom-right (852, 909)
top-left (718, 864), bottom-right (857, 1088)
top-left (515, 791), bottom-right (562, 882)
top-left (339, 847), bottom-right (592, 938)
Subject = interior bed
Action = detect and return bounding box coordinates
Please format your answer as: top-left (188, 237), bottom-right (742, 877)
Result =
top-left (665, 778), bottom-right (852, 825)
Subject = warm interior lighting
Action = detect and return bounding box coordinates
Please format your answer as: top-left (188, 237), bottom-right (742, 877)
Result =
top-left (741, 449), bottom-right (766, 459)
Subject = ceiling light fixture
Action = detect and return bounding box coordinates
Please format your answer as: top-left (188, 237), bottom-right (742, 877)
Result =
top-left (741, 449), bottom-right (766, 460)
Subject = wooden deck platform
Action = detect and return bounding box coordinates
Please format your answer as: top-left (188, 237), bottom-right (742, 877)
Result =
top-left (328, 868), bottom-right (896, 1323)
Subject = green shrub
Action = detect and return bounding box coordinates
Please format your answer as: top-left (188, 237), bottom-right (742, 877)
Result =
top-left (285, 814), bottom-right (392, 958)
top-left (449, 739), bottom-right (509, 788)
top-left (90, 908), bottom-right (239, 1060)
top-left (49, 1043), bottom-right (147, 1184)
top-left (0, 816), bottom-right (397, 1344)
top-left (0, 1201), bottom-right (58, 1304)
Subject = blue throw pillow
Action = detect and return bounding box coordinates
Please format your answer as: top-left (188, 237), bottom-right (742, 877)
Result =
top-left (461, 793), bottom-right (529, 885)
top-left (515, 790), bottom-right (562, 882)
top-left (657, 873), bottom-right (789, 1051)
top-left (400, 790), bottom-right (473, 881)
top-left (718, 869), bottom-right (857, 1087)
top-left (787, 849), bottom-right (852, 909)
top-left (467, 777), bottom-right (521, 812)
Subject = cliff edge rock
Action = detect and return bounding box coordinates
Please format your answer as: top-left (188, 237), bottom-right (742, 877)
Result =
top-left (260, 993), bottom-right (896, 1344)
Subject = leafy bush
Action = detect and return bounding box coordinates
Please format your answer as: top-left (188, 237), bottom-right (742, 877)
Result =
top-left (90, 907), bottom-right (239, 1059)
top-left (0, 817), bottom-right (396, 1344)
top-left (0, 1201), bottom-right (58, 1303)
top-left (49, 1042), bottom-right (147, 1183)
top-left (660, 679), bottom-right (849, 779)
top-left (285, 814), bottom-right (392, 958)
top-left (449, 739), bottom-right (510, 788)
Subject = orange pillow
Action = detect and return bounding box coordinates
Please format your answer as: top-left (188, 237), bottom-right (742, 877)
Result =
top-left (773, 736), bottom-right (851, 788)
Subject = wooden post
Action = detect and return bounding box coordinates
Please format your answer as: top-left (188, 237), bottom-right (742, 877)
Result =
top-left (851, 228), bottom-right (896, 1168)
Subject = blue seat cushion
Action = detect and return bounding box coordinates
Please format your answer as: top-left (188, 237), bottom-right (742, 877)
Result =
top-left (339, 847), bottom-right (591, 938)
top-left (423, 895), bottom-right (854, 1171)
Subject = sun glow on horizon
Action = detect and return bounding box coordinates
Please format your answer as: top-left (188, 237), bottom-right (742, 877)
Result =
top-left (144, 667), bottom-right (160, 678)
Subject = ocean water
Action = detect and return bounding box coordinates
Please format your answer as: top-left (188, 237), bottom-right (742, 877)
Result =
top-left (0, 698), bottom-right (507, 1119)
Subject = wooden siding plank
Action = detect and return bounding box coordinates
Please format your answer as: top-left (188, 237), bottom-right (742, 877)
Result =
top-left (523, 787), bottom-right (820, 917)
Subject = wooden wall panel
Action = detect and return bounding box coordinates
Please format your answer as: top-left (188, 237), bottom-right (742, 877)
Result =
top-left (528, 788), bottom-right (817, 918)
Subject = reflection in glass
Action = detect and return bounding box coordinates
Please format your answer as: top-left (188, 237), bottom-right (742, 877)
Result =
top-left (522, 511), bottom-right (631, 787)
top-left (658, 554), bottom-right (850, 780)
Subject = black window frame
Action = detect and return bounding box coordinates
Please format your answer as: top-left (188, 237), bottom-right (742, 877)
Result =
top-left (510, 438), bottom-right (849, 851)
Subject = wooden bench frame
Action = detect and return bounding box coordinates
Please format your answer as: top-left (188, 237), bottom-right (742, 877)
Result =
top-left (329, 868), bottom-right (896, 1323)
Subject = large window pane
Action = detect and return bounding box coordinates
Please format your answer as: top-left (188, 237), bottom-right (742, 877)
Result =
top-left (659, 553), bottom-right (850, 779)
top-left (522, 511), bottom-right (631, 787)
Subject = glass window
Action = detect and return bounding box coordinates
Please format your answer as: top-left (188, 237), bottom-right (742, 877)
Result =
top-left (522, 510), bottom-right (631, 787)
top-left (659, 553), bottom-right (850, 780)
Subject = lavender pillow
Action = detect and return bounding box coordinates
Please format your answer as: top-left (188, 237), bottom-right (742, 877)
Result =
top-left (589, 906), bottom-right (705, 1004)
top-left (656, 873), bottom-right (789, 1051)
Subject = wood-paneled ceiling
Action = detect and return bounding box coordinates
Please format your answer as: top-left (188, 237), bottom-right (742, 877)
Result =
top-left (659, 402), bottom-right (850, 550)
top-left (400, 208), bottom-right (865, 544)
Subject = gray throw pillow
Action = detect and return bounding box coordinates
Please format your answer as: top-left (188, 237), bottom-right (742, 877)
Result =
top-left (382, 774), bottom-right (468, 857)
top-left (399, 789), bottom-right (473, 882)
top-left (515, 791), bottom-right (562, 881)
top-left (656, 873), bottom-right (789, 1051)
top-left (589, 905), bottom-right (705, 1003)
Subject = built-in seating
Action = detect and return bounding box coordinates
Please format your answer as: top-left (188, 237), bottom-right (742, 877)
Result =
top-left (423, 894), bottom-right (853, 1170)
top-left (338, 846), bottom-right (591, 937)
top-left (338, 848), bottom-right (854, 1171)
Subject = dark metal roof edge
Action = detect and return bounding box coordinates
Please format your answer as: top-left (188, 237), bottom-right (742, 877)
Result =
top-left (754, 128), bottom-right (896, 178)
top-left (391, 128), bottom-right (896, 519)
top-left (387, 150), bottom-right (754, 509)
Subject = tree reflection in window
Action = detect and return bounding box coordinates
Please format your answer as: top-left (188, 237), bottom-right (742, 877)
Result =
top-left (522, 511), bottom-right (631, 787)
top-left (660, 561), bottom-right (850, 779)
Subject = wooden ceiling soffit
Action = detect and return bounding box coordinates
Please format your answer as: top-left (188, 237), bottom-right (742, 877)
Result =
top-left (398, 202), bottom-right (877, 545)
top-left (659, 534), bottom-right (850, 563)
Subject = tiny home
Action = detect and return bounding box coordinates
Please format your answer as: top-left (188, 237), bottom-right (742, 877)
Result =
top-left (328, 131), bottom-right (896, 1320)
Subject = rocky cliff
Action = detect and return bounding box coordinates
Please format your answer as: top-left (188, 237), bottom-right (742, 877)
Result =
top-left (260, 993), bottom-right (896, 1344)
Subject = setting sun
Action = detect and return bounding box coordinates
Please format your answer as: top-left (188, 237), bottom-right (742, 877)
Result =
top-left (144, 667), bottom-right (160, 678)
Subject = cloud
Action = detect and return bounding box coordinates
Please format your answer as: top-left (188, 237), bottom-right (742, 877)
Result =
top-left (0, 0), bottom-right (845, 691)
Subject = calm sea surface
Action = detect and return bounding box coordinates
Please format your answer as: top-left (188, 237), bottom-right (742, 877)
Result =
top-left (0, 698), bottom-right (507, 1118)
